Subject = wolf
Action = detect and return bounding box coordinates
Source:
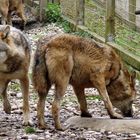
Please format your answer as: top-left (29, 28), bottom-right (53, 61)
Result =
top-left (32, 34), bottom-right (136, 130)
top-left (0, 25), bottom-right (31, 125)
top-left (0, 0), bottom-right (26, 29)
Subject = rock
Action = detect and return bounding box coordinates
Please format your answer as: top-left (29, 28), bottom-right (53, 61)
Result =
top-left (66, 116), bottom-right (140, 134)
top-left (0, 133), bottom-right (8, 136)
top-left (136, 135), bottom-right (140, 139)
top-left (38, 137), bottom-right (45, 140)
top-left (21, 134), bottom-right (28, 139)
top-left (12, 105), bottom-right (18, 110)
top-left (16, 136), bottom-right (22, 139)
top-left (28, 134), bottom-right (38, 139)
top-left (36, 129), bottom-right (44, 133)
top-left (129, 133), bottom-right (137, 137)
top-left (71, 133), bottom-right (76, 137)
top-left (107, 134), bottom-right (117, 139)
top-left (45, 135), bottom-right (51, 139)
top-left (16, 92), bottom-right (22, 98)
top-left (10, 92), bottom-right (17, 96)
top-left (13, 109), bottom-right (22, 114)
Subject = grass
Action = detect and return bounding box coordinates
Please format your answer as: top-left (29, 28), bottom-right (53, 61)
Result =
top-left (86, 95), bottom-right (101, 101)
top-left (25, 126), bottom-right (36, 134)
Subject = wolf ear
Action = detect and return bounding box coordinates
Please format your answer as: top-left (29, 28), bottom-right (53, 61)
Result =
top-left (2, 26), bottom-right (10, 39)
top-left (130, 71), bottom-right (136, 88)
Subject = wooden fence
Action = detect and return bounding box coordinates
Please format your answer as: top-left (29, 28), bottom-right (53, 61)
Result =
top-left (25, 0), bottom-right (60, 21)
top-left (25, 0), bottom-right (140, 78)
top-left (60, 0), bottom-right (140, 76)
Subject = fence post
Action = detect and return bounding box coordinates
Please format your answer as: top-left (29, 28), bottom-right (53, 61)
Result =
top-left (39, 0), bottom-right (47, 22)
top-left (129, 0), bottom-right (136, 30)
top-left (105, 0), bottom-right (115, 42)
top-left (53, 0), bottom-right (60, 4)
top-left (76, 0), bottom-right (85, 25)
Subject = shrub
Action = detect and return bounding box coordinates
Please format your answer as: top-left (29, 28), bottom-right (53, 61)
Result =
top-left (45, 3), bottom-right (61, 23)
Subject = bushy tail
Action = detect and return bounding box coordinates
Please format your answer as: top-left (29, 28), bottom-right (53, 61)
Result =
top-left (32, 45), bottom-right (49, 94)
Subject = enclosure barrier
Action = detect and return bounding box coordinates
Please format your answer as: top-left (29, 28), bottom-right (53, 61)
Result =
top-left (25, 0), bottom-right (140, 78)
top-left (25, 0), bottom-right (60, 21)
top-left (60, 0), bottom-right (140, 78)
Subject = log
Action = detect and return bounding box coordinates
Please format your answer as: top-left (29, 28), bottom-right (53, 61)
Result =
top-left (66, 116), bottom-right (140, 133)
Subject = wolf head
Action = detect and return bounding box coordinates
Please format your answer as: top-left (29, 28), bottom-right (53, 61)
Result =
top-left (0, 26), bottom-right (11, 63)
top-left (107, 69), bottom-right (136, 117)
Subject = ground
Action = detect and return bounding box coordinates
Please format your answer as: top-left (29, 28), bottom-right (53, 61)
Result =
top-left (0, 22), bottom-right (140, 140)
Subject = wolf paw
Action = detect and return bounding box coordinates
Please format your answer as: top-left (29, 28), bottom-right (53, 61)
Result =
top-left (38, 124), bottom-right (47, 130)
top-left (110, 112), bottom-right (123, 119)
top-left (55, 124), bottom-right (65, 131)
top-left (23, 120), bottom-right (33, 126)
top-left (81, 112), bottom-right (92, 118)
top-left (56, 126), bottom-right (65, 131)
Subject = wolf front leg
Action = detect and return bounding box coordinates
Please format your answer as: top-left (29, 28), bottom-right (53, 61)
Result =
top-left (20, 75), bottom-right (31, 126)
top-left (0, 80), bottom-right (11, 114)
top-left (90, 73), bottom-right (123, 119)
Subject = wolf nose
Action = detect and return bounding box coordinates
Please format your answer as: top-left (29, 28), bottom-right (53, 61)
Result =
top-left (123, 110), bottom-right (133, 117)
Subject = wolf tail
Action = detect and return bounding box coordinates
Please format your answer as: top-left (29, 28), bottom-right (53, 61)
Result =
top-left (32, 45), bottom-right (50, 94)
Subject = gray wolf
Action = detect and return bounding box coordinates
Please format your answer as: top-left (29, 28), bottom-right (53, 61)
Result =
top-left (0, 25), bottom-right (31, 125)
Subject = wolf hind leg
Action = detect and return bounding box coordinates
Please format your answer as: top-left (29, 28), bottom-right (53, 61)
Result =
top-left (73, 86), bottom-right (92, 117)
top-left (37, 84), bottom-right (51, 129)
top-left (52, 77), bottom-right (69, 131)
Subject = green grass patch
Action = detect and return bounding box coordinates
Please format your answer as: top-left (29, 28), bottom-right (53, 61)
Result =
top-left (45, 3), bottom-right (61, 23)
top-left (86, 95), bottom-right (101, 101)
top-left (25, 126), bottom-right (36, 134)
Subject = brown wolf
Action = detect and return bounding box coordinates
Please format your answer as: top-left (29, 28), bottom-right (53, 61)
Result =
top-left (0, 0), bottom-right (26, 28)
top-left (32, 34), bottom-right (136, 130)
top-left (0, 25), bottom-right (31, 125)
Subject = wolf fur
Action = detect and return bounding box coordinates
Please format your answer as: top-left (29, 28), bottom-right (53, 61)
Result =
top-left (0, 0), bottom-right (26, 28)
top-left (32, 34), bottom-right (136, 130)
top-left (0, 25), bottom-right (31, 125)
